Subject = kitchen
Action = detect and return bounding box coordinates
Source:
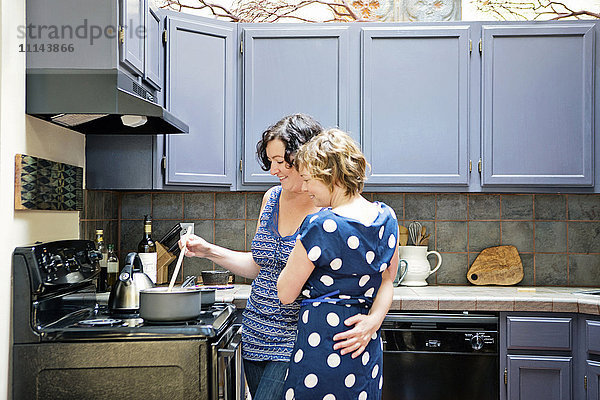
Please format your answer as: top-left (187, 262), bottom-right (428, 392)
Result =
top-left (2, 0), bottom-right (600, 398)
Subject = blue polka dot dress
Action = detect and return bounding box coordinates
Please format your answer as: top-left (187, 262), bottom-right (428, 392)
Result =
top-left (282, 202), bottom-right (398, 400)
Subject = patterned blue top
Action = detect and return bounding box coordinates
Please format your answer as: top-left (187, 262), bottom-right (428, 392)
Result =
top-left (241, 186), bottom-right (302, 361)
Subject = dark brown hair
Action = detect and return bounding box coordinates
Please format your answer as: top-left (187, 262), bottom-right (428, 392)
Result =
top-left (256, 114), bottom-right (323, 171)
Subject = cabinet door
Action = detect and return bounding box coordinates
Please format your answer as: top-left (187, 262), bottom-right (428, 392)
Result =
top-left (242, 26), bottom-right (350, 185)
top-left (120, 0), bottom-right (146, 76)
top-left (144, 8), bottom-right (162, 90)
top-left (588, 361), bottom-right (600, 400)
top-left (507, 355), bottom-right (572, 400)
top-left (165, 16), bottom-right (236, 186)
top-left (481, 24), bottom-right (595, 187)
top-left (361, 26), bottom-right (470, 186)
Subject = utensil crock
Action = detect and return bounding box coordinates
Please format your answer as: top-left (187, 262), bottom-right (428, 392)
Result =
top-left (398, 246), bottom-right (442, 286)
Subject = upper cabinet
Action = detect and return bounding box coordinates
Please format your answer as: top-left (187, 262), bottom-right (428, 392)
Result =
top-left (241, 25), bottom-right (353, 185)
top-left (361, 26), bottom-right (471, 187)
top-left (120, 0), bottom-right (147, 76)
top-left (163, 15), bottom-right (236, 187)
top-left (481, 24), bottom-right (595, 187)
top-left (119, 0), bottom-right (163, 92)
top-left (85, 18), bottom-right (599, 192)
top-left (145, 8), bottom-right (163, 90)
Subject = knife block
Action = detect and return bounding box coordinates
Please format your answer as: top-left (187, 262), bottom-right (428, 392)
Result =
top-left (156, 242), bottom-right (176, 284)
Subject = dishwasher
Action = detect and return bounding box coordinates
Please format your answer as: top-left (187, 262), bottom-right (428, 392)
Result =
top-left (381, 312), bottom-right (499, 400)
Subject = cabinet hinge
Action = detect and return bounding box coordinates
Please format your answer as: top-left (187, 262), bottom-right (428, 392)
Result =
top-left (119, 26), bottom-right (125, 44)
top-left (479, 39), bottom-right (482, 54)
top-left (469, 39), bottom-right (472, 54)
top-left (469, 160), bottom-right (472, 172)
top-left (478, 159), bottom-right (482, 173)
top-left (504, 368), bottom-right (507, 385)
top-left (239, 159), bottom-right (243, 172)
top-left (240, 40), bottom-right (243, 55)
top-left (162, 156), bottom-right (167, 172)
top-left (163, 29), bottom-right (168, 44)
top-left (585, 375), bottom-right (588, 390)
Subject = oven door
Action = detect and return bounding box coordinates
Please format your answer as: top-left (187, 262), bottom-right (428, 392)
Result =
top-left (212, 323), bottom-right (244, 400)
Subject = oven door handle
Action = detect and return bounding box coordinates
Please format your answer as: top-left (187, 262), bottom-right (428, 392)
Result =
top-left (217, 326), bottom-right (243, 400)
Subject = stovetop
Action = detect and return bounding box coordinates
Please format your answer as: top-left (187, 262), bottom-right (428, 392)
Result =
top-left (39, 303), bottom-right (237, 341)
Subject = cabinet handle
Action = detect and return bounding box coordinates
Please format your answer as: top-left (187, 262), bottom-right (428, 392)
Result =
top-left (479, 39), bottom-right (482, 54)
top-left (504, 368), bottom-right (507, 385)
top-left (585, 375), bottom-right (587, 390)
top-left (469, 39), bottom-right (472, 54)
top-left (239, 159), bottom-right (243, 173)
top-left (119, 26), bottom-right (125, 44)
top-left (469, 160), bottom-right (472, 173)
top-left (163, 30), bottom-right (168, 44)
top-left (478, 159), bottom-right (482, 173)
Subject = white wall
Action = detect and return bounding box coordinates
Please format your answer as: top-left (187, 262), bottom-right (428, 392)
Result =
top-left (0, 0), bottom-right (85, 397)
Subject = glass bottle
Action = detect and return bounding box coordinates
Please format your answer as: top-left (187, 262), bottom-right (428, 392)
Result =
top-left (137, 215), bottom-right (157, 283)
top-left (94, 229), bottom-right (108, 292)
top-left (106, 244), bottom-right (119, 289)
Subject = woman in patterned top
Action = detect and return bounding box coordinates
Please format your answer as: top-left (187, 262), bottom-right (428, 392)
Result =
top-left (181, 115), bottom-right (393, 400)
top-left (278, 128), bottom-right (399, 400)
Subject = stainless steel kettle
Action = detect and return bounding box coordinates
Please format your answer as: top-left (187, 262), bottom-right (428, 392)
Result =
top-left (108, 252), bottom-right (154, 313)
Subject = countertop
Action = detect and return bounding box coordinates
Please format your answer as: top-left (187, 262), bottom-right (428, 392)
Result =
top-left (216, 285), bottom-right (600, 315)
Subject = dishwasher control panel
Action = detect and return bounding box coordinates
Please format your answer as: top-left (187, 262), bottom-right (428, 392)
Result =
top-left (381, 312), bottom-right (499, 354)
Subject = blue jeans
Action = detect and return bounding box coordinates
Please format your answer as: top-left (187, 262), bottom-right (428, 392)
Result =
top-left (243, 359), bottom-right (289, 400)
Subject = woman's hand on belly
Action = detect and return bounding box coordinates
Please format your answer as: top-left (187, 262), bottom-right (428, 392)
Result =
top-left (332, 313), bottom-right (379, 358)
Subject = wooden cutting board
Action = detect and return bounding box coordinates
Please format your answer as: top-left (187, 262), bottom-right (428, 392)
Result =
top-left (467, 245), bottom-right (523, 285)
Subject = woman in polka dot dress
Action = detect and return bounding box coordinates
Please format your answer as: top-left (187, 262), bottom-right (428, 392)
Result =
top-left (278, 129), bottom-right (399, 400)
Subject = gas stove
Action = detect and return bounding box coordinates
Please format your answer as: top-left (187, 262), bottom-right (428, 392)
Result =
top-left (12, 240), bottom-right (244, 400)
top-left (42, 302), bottom-right (236, 341)
top-left (13, 240), bottom-right (236, 343)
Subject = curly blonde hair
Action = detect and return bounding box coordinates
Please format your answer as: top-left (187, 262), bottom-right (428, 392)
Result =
top-left (296, 129), bottom-right (369, 196)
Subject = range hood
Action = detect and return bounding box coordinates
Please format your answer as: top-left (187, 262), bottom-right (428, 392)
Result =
top-left (26, 69), bottom-right (189, 135)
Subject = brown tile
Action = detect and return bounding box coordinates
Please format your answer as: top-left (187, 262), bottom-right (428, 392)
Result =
top-left (476, 299), bottom-right (514, 311)
top-left (552, 299), bottom-right (578, 313)
top-left (514, 299), bottom-right (552, 312)
top-left (438, 299), bottom-right (476, 310)
top-left (400, 299), bottom-right (438, 310)
top-left (578, 300), bottom-right (600, 315)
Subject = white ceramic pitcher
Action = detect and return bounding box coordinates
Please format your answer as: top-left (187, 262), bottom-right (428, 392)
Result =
top-left (398, 246), bottom-right (442, 286)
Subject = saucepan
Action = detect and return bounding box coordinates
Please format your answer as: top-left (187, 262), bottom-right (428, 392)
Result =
top-left (139, 286), bottom-right (202, 322)
top-left (139, 227), bottom-right (204, 322)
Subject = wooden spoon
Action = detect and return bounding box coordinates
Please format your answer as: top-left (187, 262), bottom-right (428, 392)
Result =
top-left (398, 225), bottom-right (409, 246)
top-left (168, 226), bottom-right (193, 292)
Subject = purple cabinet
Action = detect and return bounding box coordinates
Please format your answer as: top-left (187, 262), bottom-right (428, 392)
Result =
top-left (588, 361), bottom-right (600, 400)
top-left (481, 24), bottom-right (595, 187)
top-left (507, 355), bottom-right (572, 400)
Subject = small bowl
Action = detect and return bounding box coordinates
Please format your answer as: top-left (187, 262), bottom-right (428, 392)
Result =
top-left (201, 270), bottom-right (230, 285)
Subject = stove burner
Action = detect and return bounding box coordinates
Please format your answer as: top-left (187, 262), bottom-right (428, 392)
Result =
top-left (78, 318), bottom-right (123, 327)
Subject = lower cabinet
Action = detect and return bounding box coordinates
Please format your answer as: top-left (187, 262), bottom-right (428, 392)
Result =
top-left (587, 361), bottom-right (600, 400)
top-left (501, 313), bottom-right (600, 400)
top-left (507, 355), bottom-right (572, 400)
top-left (501, 313), bottom-right (576, 400)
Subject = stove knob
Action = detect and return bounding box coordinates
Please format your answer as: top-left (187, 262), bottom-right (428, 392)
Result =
top-left (88, 250), bottom-right (102, 263)
top-left (470, 334), bottom-right (484, 350)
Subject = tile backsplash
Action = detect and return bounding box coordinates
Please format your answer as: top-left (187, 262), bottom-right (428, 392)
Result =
top-left (81, 191), bottom-right (600, 286)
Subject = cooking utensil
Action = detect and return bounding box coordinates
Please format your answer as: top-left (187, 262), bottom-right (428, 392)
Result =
top-left (398, 225), bottom-right (409, 246)
top-left (201, 270), bottom-right (230, 285)
top-left (182, 275), bottom-right (197, 287)
top-left (168, 226), bottom-right (193, 291)
top-left (467, 245), bottom-right (523, 285)
top-left (139, 286), bottom-right (202, 322)
top-left (408, 221), bottom-right (422, 246)
top-left (157, 222), bottom-right (183, 245)
top-left (108, 252), bottom-right (155, 313)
